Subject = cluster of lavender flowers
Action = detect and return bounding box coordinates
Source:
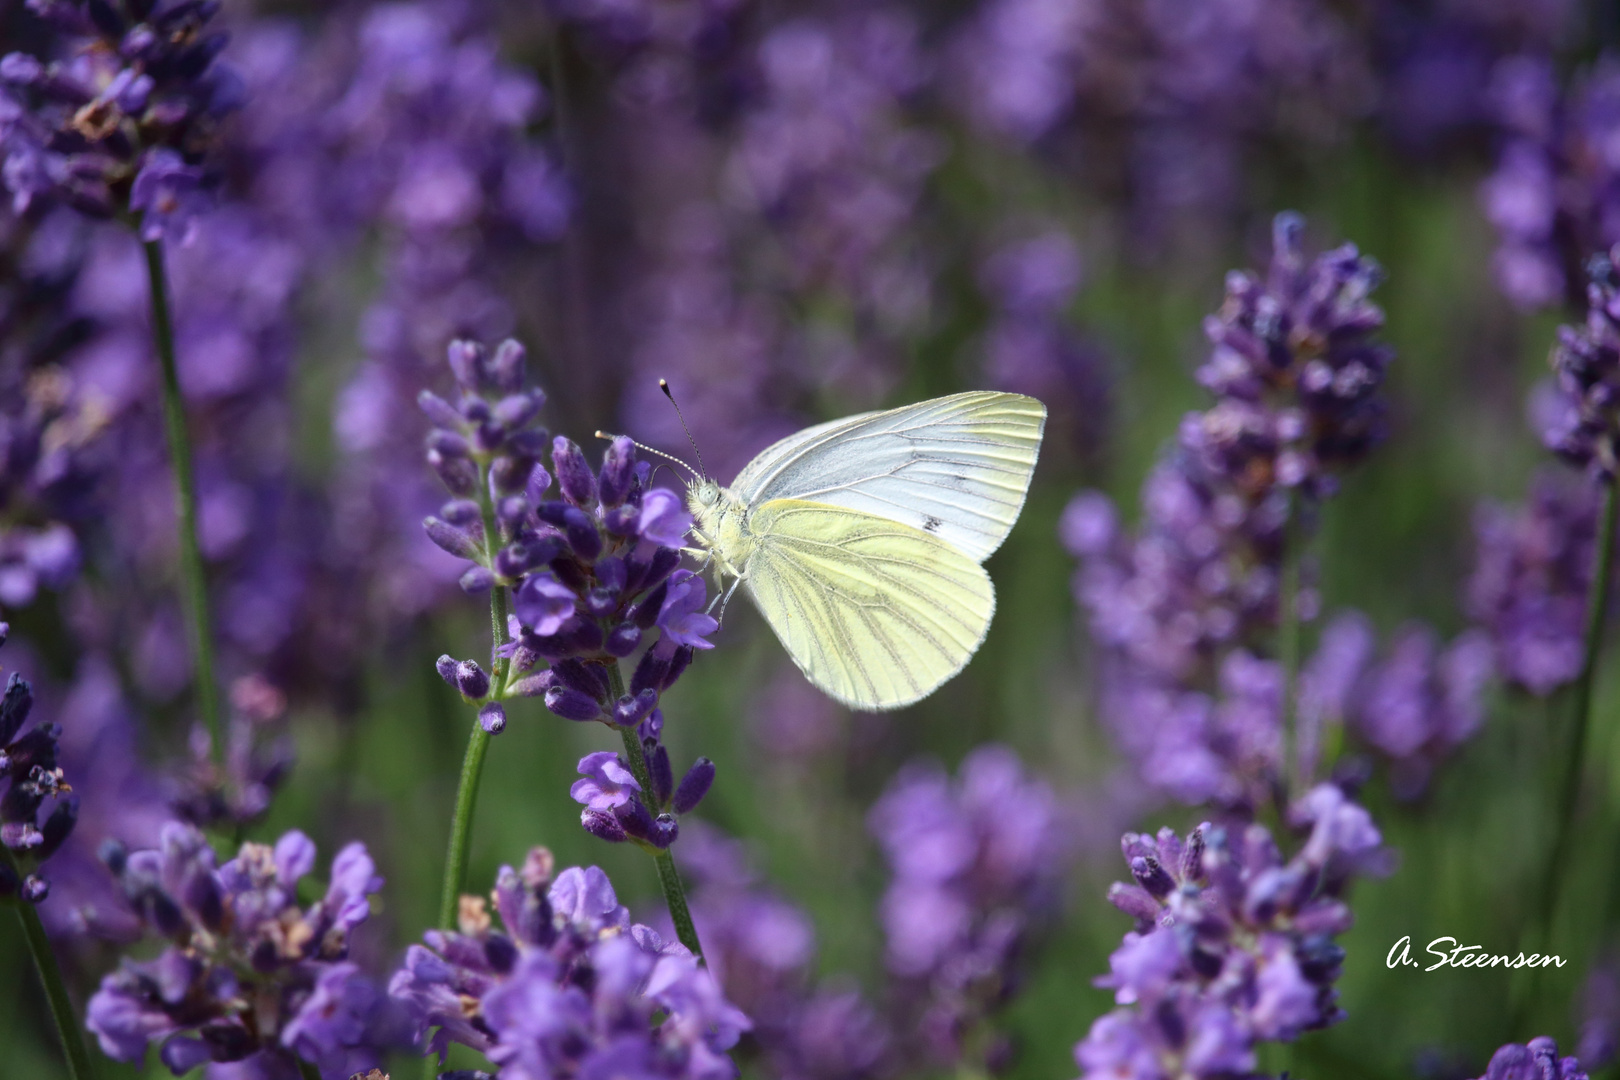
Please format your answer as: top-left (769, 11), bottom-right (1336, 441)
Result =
top-left (420, 336), bottom-right (717, 849)
top-left (85, 823), bottom-right (400, 1077)
top-left (388, 846), bottom-right (748, 1078)
top-left (1065, 213), bottom-right (1409, 808)
top-left (1481, 56), bottom-right (1620, 310)
top-left (1076, 783), bottom-right (1390, 1076)
top-left (0, 0), bottom-right (238, 240)
top-left (0, 622), bottom-right (77, 903)
top-left (870, 745), bottom-right (1072, 1070)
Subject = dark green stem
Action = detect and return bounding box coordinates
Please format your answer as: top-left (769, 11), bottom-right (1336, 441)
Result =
top-left (296, 1059), bottom-right (321, 1080)
top-left (432, 462), bottom-right (510, 931)
top-left (7, 853), bottom-right (96, 1080)
top-left (143, 239), bottom-right (223, 766)
top-left (1536, 477), bottom-right (1620, 937)
top-left (607, 664), bottom-right (704, 959)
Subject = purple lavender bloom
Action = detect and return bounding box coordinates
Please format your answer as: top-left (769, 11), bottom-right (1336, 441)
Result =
top-left (0, 0), bottom-right (238, 222)
top-left (1470, 471), bottom-right (1597, 694)
top-left (388, 848), bottom-right (748, 1077)
top-left (0, 636), bottom-right (75, 903)
top-left (1065, 213), bottom-right (1397, 808)
top-left (129, 149), bottom-right (208, 245)
top-left (658, 570), bottom-right (718, 649)
top-left (870, 745), bottom-right (1071, 1069)
top-left (1350, 625), bottom-right (1495, 799)
top-left (1545, 248), bottom-right (1620, 477)
top-left (1082, 801), bottom-right (1387, 1074)
top-left (571, 751), bottom-right (641, 811)
top-left (1481, 56), bottom-right (1620, 310)
top-left (1473, 1038), bottom-right (1588, 1080)
top-left (673, 823), bottom-right (891, 1080)
top-left (87, 824), bottom-right (401, 1076)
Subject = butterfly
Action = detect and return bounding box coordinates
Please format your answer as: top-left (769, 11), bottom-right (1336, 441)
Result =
top-left (682, 391), bottom-right (1046, 711)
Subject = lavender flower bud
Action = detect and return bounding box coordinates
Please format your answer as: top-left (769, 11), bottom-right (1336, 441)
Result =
top-left (552, 437), bottom-right (597, 508)
top-left (630, 649), bottom-right (670, 696)
top-left (628, 581), bottom-right (670, 630)
top-left (551, 660), bottom-right (609, 701)
top-left (488, 339), bottom-right (529, 394)
top-left (490, 454), bottom-right (537, 496)
top-left (672, 758), bottom-right (715, 814)
top-left (430, 451), bottom-right (479, 496)
top-left (649, 745), bottom-right (673, 806)
top-left (493, 393), bottom-right (539, 429)
top-left (599, 437), bottom-right (636, 508)
top-left (614, 798), bottom-right (654, 841)
top-left (545, 688), bottom-right (602, 722)
top-left (447, 339), bottom-right (486, 392)
top-left (455, 661), bottom-right (491, 700)
top-left (606, 623), bottom-right (642, 657)
top-left (427, 429), bottom-right (471, 458)
top-left (506, 671), bottom-right (555, 698)
top-left (1130, 855), bottom-right (1175, 898)
top-left (459, 567), bottom-right (495, 594)
top-left (418, 390), bottom-right (465, 430)
top-left (479, 703), bottom-right (506, 734)
top-left (581, 808), bottom-right (626, 843)
top-left (497, 496), bottom-right (531, 530)
top-left (435, 655), bottom-right (459, 687)
top-left (649, 814), bottom-right (679, 849)
top-left (424, 517), bottom-right (484, 561)
top-left (527, 463), bottom-right (553, 502)
top-left (440, 499), bottom-right (482, 526)
top-left (611, 689), bottom-right (658, 728)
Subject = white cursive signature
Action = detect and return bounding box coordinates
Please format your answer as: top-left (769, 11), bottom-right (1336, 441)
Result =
top-left (1386, 935), bottom-right (1566, 971)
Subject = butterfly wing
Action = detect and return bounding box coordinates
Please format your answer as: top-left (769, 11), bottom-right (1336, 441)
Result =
top-left (742, 498), bottom-right (995, 711)
top-left (730, 391), bottom-right (1046, 564)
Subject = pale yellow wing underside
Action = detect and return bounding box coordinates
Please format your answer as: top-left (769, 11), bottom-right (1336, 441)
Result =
top-left (742, 498), bottom-right (995, 711)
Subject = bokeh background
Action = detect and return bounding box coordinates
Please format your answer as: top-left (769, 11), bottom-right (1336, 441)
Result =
top-left (2, 0), bottom-right (1617, 1077)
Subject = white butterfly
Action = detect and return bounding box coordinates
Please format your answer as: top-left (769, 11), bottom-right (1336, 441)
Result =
top-left (683, 391), bottom-right (1046, 711)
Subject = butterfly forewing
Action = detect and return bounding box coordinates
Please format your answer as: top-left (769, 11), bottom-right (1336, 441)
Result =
top-left (741, 498), bottom-right (995, 711)
top-left (730, 391), bottom-right (1045, 564)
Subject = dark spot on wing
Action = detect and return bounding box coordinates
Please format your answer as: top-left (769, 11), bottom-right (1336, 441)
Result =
top-left (923, 515), bottom-right (942, 532)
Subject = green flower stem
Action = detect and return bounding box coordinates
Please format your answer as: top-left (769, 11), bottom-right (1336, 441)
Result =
top-left (433, 462), bottom-right (510, 932)
top-left (142, 238), bottom-right (223, 767)
top-left (5, 854), bottom-right (96, 1080)
top-left (1536, 477), bottom-right (1619, 937)
top-left (607, 662), bottom-right (704, 960)
top-left (296, 1059), bottom-right (321, 1080)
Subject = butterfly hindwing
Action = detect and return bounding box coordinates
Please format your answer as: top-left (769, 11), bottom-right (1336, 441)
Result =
top-left (741, 498), bottom-right (995, 711)
top-left (729, 391), bottom-right (1045, 564)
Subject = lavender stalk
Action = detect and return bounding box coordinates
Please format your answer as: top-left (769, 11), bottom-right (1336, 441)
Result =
top-left (1538, 477), bottom-right (1618, 937)
top-left (7, 853), bottom-right (95, 1080)
top-left (435, 455), bottom-right (511, 932)
top-left (143, 239), bottom-right (224, 767)
top-left (609, 661), bottom-right (703, 959)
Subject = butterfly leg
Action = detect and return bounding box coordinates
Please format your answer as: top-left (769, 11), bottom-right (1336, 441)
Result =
top-left (715, 573), bottom-right (745, 625)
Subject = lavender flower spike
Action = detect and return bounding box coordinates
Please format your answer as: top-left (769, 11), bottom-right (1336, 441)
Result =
top-left (1473, 1037), bottom-right (1587, 1080)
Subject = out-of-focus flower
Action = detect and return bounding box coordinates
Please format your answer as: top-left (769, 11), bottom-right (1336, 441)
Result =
top-left (870, 745), bottom-right (1071, 1069)
top-left (1481, 56), bottom-right (1620, 309)
top-left (388, 847), bottom-right (749, 1078)
top-left (1470, 472), bottom-right (1599, 695)
top-left (1472, 1037), bottom-right (1587, 1080)
top-left (1545, 247), bottom-right (1620, 477)
top-left (87, 824), bottom-right (404, 1077)
top-left (1065, 213), bottom-right (1403, 809)
top-left (0, 0), bottom-right (238, 226)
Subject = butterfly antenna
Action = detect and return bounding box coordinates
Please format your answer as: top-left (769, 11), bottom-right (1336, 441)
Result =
top-left (660, 379), bottom-right (708, 480)
top-left (593, 430), bottom-right (701, 481)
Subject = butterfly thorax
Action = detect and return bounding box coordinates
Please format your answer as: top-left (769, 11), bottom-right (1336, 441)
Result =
top-left (686, 479), bottom-right (755, 575)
